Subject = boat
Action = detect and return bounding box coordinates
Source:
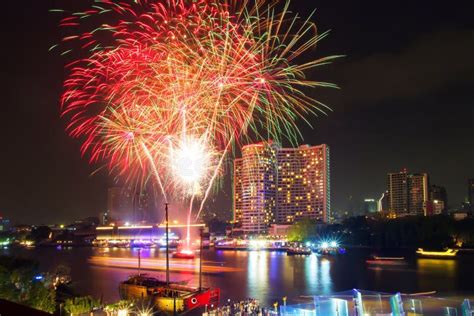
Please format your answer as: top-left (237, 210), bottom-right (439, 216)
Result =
top-left (172, 249), bottom-right (195, 259)
top-left (314, 240), bottom-right (345, 256)
top-left (416, 248), bottom-right (458, 258)
top-left (119, 275), bottom-right (220, 313)
top-left (366, 256), bottom-right (407, 265)
top-left (287, 247), bottom-right (312, 256)
top-left (119, 203), bottom-right (220, 314)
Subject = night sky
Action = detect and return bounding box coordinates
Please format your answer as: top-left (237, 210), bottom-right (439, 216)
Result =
top-left (1, 1), bottom-right (473, 224)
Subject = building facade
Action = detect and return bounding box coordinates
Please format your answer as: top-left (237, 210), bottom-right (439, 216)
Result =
top-left (429, 185), bottom-right (448, 214)
top-left (387, 170), bottom-right (429, 216)
top-left (387, 171), bottom-right (408, 214)
top-left (275, 144), bottom-right (330, 223)
top-left (107, 187), bottom-right (151, 224)
top-left (233, 142), bottom-right (330, 234)
top-left (233, 143), bottom-right (277, 234)
top-left (408, 173), bottom-right (429, 216)
top-left (233, 158), bottom-right (243, 224)
top-left (363, 199), bottom-right (378, 214)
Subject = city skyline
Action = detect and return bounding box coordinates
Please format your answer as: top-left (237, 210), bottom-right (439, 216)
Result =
top-left (0, 1), bottom-right (473, 315)
top-left (0, 0), bottom-right (472, 223)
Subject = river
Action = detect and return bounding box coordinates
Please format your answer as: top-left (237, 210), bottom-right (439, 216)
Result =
top-left (2, 247), bottom-right (473, 306)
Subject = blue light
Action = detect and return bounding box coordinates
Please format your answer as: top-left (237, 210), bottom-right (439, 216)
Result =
top-left (330, 241), bottom-right (338, 248)
top-left (34, 275), bottom-right (43, 281)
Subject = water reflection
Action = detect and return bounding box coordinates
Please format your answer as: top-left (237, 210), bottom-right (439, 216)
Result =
top-left (417, 258), bottom-right (457, 292)
top-left (1, 247), bottom-right (472, 306)
top-left (319, 257), bottom-right (332, 293)
top-left (247, 251), bottom-right (269, 299)
top-left (305, 254), bottom-right (318, 291)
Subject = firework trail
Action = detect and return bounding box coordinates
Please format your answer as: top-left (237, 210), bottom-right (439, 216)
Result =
top-left (55, 0), bottom-right (340, 243)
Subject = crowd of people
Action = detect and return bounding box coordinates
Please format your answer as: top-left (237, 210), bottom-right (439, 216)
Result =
top-left (203, 299), bottom-right (278, 316)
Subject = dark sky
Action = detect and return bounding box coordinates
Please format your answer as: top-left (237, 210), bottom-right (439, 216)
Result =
top-left (0, 1), bottom-right (473, 224)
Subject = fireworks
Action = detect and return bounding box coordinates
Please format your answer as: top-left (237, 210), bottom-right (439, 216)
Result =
top-left (55, 0), bottom-right (339, 219)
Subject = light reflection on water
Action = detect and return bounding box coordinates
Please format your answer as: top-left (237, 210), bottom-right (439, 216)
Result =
top-left (417, 258), bottom-right (458, 293)
top-left (247, 251), bottom-right (269, 299)
top-left (1, 247), bottom-right (473, 306)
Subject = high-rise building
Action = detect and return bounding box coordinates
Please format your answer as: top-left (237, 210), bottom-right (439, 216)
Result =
top-left (468, 179), bottom-right (474, 212)
top-left (233, 158), bottom-right (243, 224)
top-left (387, 170), bottom-right (429, 216)
top-left (363, 199), bottom-right (378, 214)
top-left (407, 173), bottom-right (429, 216)
top-left (387, 171), bottom-right (408, 214)
top-left (275, 144), bottom-right (330, 223)
top-left (233, 142), bottom-right (330, 234)
top-left (233, 142), bottom-right (277, 234)
top-left (429, 185), bottom-right (448, 213)
top-left (107, 187), bottom-right (132, 223)
top-left (107, 187), bottom-right (151, 223)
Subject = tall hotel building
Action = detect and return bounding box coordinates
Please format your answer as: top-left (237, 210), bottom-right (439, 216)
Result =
top-left (233, 142), bottom-right (330, 234)
top-left (387, 170), bottom-right (429, 216)
top-left (233, 143), bottom-right (277, 234)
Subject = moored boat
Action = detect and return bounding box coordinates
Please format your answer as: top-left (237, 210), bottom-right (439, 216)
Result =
top-left (416, 248), bottom-right (458, 258)
top-left (287, 247), bottom-right (312, 256)
top-left (120, 203), bottom-right (221, 314)
top-left (119, 275), bottom-right (220, 313)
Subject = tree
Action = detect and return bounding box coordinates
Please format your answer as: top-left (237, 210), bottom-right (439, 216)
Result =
top-left (0, 256), bottom-right (56, 313)
top-left (287, 218), bottom-right (315, 242)
top-left (63, 296), bottom-right (101, 315)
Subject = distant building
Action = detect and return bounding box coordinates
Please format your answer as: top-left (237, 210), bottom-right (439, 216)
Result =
top-left (233, 142), bottom-right (330, 234)
top-left (363, 199), bottom-right (378, 214)
top-left (429, 185), bottom-right (448, 214)
top-left (468, 178), bottom-right (474, 212)
top-left (387, 171), bottom-right (408, 214)
top-left (431, 199), bottom-right (445, 215)
top-left (101, 210), bottom-right (110, 225)
top-left (407, 173), bottom-right (429, 216)
top-left (387, 170), bottom-right (429, 216)
top-left (107, 187), bottom-right (152, 224)
top-left (0, 218), bottom-right (11, 232)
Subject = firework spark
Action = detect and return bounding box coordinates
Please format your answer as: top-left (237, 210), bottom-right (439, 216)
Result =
top-left (55, 0), bottom-right (340, 234)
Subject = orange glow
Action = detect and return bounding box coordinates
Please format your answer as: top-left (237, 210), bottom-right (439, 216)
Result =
top-left (416, 248), bottom-right (458, 257)
top-left (88, 256), bottom-right (241, 273)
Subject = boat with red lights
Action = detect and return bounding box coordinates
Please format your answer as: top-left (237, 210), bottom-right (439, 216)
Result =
top-left (366, 256), bottom-right (406, 266)
top-left (172, 249), bottom-right (196, 259)
top-left (119, 275), bottom-right (220, 314)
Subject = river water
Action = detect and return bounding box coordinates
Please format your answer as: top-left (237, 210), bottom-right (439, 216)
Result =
top-left (2, 247), bottom-right (473, 306)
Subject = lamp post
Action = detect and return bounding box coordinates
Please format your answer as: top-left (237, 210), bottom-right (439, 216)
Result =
top-left (165, 203), bottom-right (170, 286)
top-left (199, 227), bottom-right (204, 291)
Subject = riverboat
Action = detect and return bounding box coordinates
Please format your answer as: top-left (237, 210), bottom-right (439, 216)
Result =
top-left (172, 249), bottom-right (196, 259)
top-left (287, 247), bottom-right (312, 256)
top-left (119, 203), bottom-right (220, 314)
top-left (366, 256), bottom-right (406, 265)
top-left (416, 248), bottom-right (458, 258)
top-left (119, 275), bottom-right (219, 314)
